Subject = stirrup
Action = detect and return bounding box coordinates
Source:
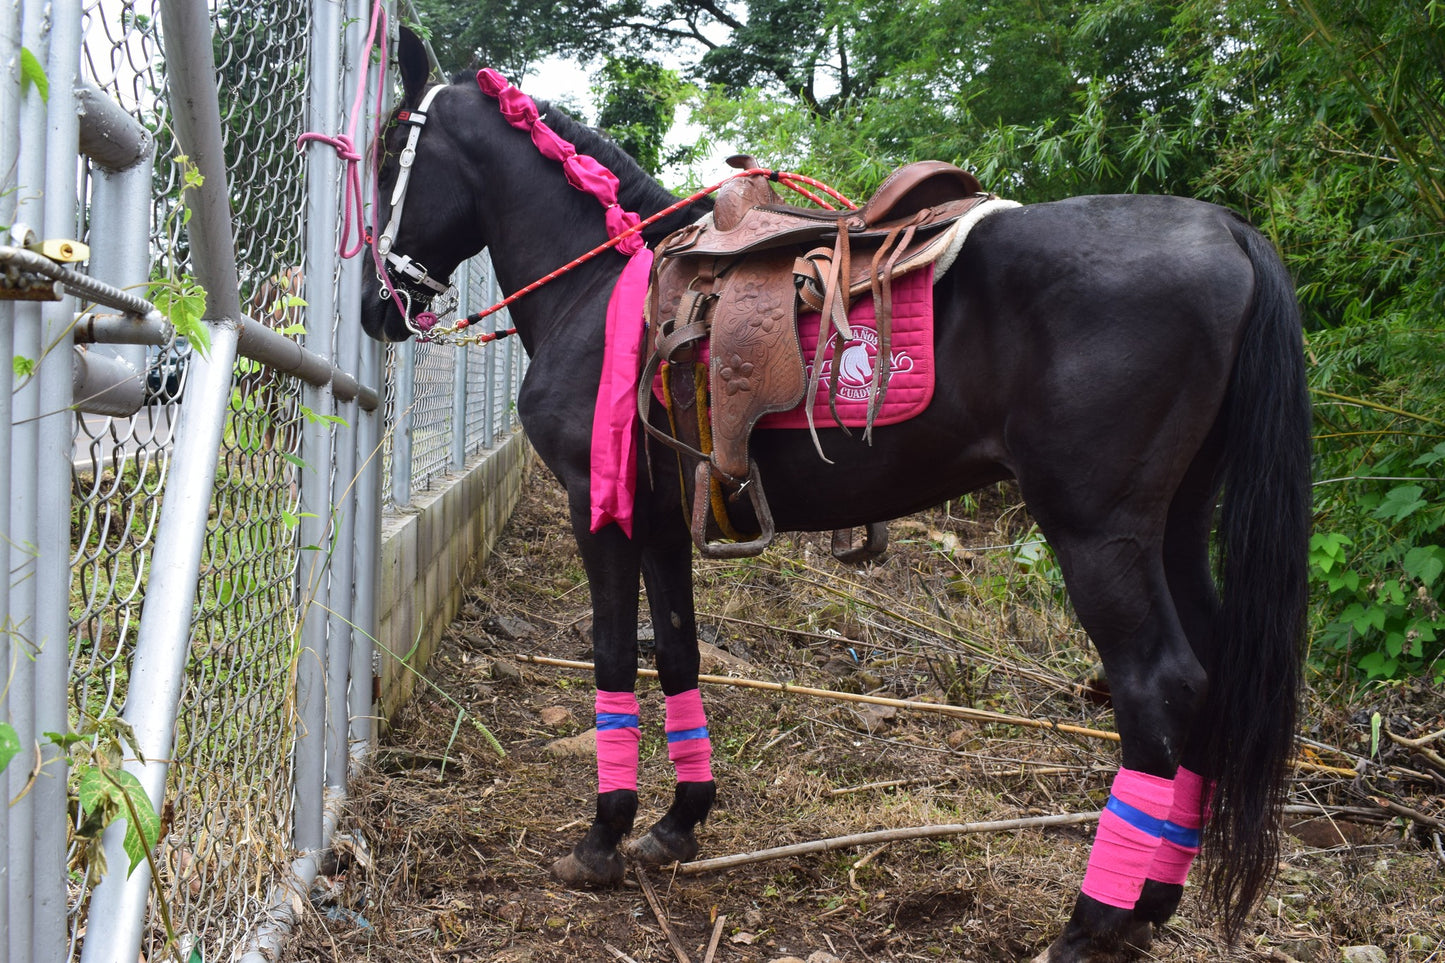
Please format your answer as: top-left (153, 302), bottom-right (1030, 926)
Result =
top-left (691, 460), bottom-right (775, 559)
top-left (830, 522), bottom-right (889, 565)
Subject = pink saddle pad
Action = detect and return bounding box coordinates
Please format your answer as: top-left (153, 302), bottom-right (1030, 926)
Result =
top-left (653, 264), bottom-right (936, 429)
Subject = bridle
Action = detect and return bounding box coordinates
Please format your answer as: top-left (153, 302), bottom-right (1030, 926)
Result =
top-left (372, 83), bottom-right (459, 334)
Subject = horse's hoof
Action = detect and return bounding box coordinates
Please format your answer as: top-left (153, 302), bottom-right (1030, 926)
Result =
top-left (1122, 920), bottom-right (1152, 953)
top-left (1030, 930), bottom-right (1149, 963)
top-left (624, 828), bottom-right (699, 866)
top-left (551, 849), bottom-right (625, 887)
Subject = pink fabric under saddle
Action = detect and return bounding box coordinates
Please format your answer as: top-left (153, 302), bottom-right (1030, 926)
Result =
top-left (653, 264), bottom-right (936, 429)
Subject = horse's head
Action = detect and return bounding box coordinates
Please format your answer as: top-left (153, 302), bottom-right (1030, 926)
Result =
top-left (360, 28), bottom-right (482, 342)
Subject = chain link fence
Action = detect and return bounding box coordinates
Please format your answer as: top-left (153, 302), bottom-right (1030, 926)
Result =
top-left (2, 1), bottom-right (525, 961)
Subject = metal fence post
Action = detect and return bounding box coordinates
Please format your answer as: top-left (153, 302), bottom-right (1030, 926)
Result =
top-left (35, 5), bottom-right (84, 958)
top-left (295, 0), bottom-right (342, 849)
top-left (80, 80), bottom-right (155, 379)
top-left (0, 0), bottom-right (16, 944)
top-left (8, 1), bottom-right (54, 957)
top-left (324, 0), bottom-right (364, 798)
top-left (79, 0), bottom-right (248, 957)
top-left (348, 0), bottom-right (391, 755)
top-left (484, 270), bottom-right (497, 443)
top-left (506, 326), bottom-right (518, 432)
top-left (451, 271), bottom-right (470, 471)
top-left (392, 340), bottom-right (415, 506)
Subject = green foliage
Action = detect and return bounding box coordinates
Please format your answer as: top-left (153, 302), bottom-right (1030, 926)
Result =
top-left (55, 717), bottom-right (164, 884)
top-left (148, 278), bottom-right (209, 352)
top-left (20, 46), bottom-right (49, 101)
top-left (1310, 416), bottom-right (1445, 683)
top-left (595, 57), bottom-right (691, 174)
top-left (0, 721), bottom-right (19, 774)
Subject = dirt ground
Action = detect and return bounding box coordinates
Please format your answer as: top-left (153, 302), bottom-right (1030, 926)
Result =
top-left (292, 468), bottom-right (1445, 963)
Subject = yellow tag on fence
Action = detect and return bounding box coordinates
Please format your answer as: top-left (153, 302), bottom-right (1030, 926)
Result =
top-left (27, 238), bottom-right (90, 263)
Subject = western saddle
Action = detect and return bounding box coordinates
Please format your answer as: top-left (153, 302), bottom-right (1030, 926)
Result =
top-left (641, 156), bottom-right (991, 560)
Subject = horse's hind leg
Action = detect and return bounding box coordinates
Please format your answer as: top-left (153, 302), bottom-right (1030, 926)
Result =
top-left (1024, 516), bottom-right (1208, 963)
top-left (1133, 454), bottom-right (1224, 932)
top-left (627, 536), bottom-right (717, 865)
top-left (552, 519), bottom-right (644, 887)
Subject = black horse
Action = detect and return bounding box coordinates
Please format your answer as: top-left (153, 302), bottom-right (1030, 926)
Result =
top-left (360, 30), bottom-right (1310, 963)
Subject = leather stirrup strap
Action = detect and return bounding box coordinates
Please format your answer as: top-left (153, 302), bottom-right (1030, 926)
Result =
top-left (864, 220), bottom-right (918, 441)
top-left (637, 291), bottom-right (714, 463)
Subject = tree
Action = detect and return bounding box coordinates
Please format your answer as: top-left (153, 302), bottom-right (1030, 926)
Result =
top-left (594, 57), bottom-right (692, 175)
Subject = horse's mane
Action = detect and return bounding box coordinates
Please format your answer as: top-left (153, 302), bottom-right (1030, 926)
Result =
top-left (529, 97), bottom-right (713, 243)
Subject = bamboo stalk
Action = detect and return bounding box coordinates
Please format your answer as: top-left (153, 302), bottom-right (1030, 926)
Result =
top-left (513, 654), bottom-right (1120, 742)
top-left (515, 654), bottom-right (1376, 776)
top-left (674, 811), bottom-right (1100, 874)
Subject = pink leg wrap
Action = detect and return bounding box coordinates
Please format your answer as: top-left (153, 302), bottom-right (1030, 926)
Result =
top-left (664, 689), bottom-right (713, 783)
top-left (1080, 768), bottom-right (1175, 909)
top-left (1147, 766), bottom-right (1215, 886)
top-left (595, 690), bottom-right (640, 794)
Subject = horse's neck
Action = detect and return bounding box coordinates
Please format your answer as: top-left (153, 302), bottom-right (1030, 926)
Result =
top-left (483, 191), bottom-right (680, 357)
top-left (487, 241), bottom-right (622, 356)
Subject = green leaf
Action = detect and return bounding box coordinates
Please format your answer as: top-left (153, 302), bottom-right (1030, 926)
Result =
top-left (1410, 442), bottom-right (1445, 468)
top-left (20, 47), bottom-right (48, 102)
top-left (109, 770), bottom-right (161, 875)
top-left (148, 278), bottom-right (211, 357)
top-left (0, 722), bottom-right (19, 774)
top-left (44, 730), bottom-right (88, 750)
top-left (1403, 546), bottom-right (1444, 588)
top-left (1326, 569), bottom-right (1361, 593)
top-left (77, 766), bottom-right (122, 817)
top-left (13, 355), bottom-right (36, 378)
top-left (1357, 651), bottom-right (1396, 679)
top-left (1350, 604), bottom-right (1387, 635)
top-left (1372, 485), bottom-right (1427, 524)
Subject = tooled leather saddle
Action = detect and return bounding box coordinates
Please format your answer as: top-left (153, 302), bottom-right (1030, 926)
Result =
top-left (640, 156), bottom-right (991, 560)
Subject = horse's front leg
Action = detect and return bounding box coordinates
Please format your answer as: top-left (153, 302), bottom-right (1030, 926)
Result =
top-left (552, 518), bottom-right (644, 887)
top-left (627, 536), bottom-right (716, 866)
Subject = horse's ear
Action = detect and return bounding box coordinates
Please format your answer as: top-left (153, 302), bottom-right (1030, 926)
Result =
top-left (397, 26), bottom-right (430, 108)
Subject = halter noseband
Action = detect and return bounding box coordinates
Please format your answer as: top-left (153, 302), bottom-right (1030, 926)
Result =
top-left (375, 83), bottom-right (458, 333)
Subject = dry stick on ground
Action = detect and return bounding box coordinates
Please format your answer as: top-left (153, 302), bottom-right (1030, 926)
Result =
top-left (632, 861), bottom-right (693, 963)
top-left (1371, 796), bottom-right (1445, 831)
top-left (702, 914), bottom-right (727, 963)
top-left (675, 812), bottom-right (1101, 875)
top-left (604, 943), bottom-right (642, 963)
top-left (512, 654), bottom-right (1362, 777)
top-left (513, 654), bottom-right (1120, 742)
top-left (1388, 727), bottom-right (1445, 773)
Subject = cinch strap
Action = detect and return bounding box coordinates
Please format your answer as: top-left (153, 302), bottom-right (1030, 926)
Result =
top-left (1080, 768), bottom-right (1175, 909)
top-left (1147, 766), bottom-right (1215, 887)
top-left (664, 689), bottom-right (714, 783)
top-left (595, 690), bottom-right (640, 794)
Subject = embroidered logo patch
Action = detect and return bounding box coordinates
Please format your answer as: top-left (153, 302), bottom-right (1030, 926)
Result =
top-left (761, 264), bottom-right (935, 430)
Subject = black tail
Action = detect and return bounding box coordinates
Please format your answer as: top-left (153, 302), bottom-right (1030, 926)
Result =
top-left (1199, 218), bottom-right (1312, 939)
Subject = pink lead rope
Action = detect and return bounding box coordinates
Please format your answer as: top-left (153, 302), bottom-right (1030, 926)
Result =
top-left (475, 69), bottom-right (654, 538)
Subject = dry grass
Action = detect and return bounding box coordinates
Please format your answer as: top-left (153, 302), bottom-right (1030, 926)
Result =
top-left (291, 471), bottom-right (1445, 963)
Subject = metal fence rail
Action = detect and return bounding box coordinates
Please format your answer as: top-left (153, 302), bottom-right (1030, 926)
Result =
top-left (1, 2), bottom-right (525, 961)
